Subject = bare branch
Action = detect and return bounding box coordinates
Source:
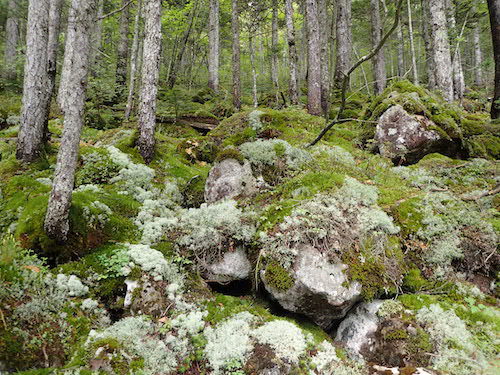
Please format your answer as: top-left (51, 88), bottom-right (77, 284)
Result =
top-left (99, 0), bottom-right (133, 20)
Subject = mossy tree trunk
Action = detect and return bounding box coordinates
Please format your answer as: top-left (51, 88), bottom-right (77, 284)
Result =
top-left (137, 0), bottom-right (162, 163)
top-left (3, 0), bottom-right (20, 81)
top-left (487, 0), bottom-right (500, 119)
top-left (285, 0), bottom-right (299, 105)
top-left (45, 0), bottom-right (99, 241)
top-left (370, 0), bottom-right (387, 95)
top-left (447, 0), bottom-right (465, 101)
top-left (231, 0), bottom-right (241, 110)
top-left (16, 0), bottom-right (50, 163)
top-left (271, 0), bottom-right (280, 103)
top-left (333, 0), bottom-right (352, 90)
top-left (208, 0), bottom-right (220, 92)
top-left (305, 0), bottom-right (323, 116)
top-left (421, 0), bottom-right (436, 89)
top-left (318, 0), bottom-right (330, 116)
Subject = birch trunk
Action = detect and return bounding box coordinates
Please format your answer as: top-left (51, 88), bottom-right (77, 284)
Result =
top-left (208, 0), bottom-right (220, 92)
top-left (473, 24), bottom-right (483, 87)
top-left (16, 0), bottom-right (50, 163)
top-left (231, 0), bottom-right (241, 109)
top-left (428, 0), bottom-right (454, 102)
top-left (407, 0), bottom-right (419, 85)
top-left (305, 0), bottom-right (322, 116)
top-left (318, 0), bottom-right (329, 115)
top-left (487, 0), bottom-right (500, 118)
top-left (271, 0), bottom-right (279, 101)
top-left (285, 0), bottom-right (299, 105)
top-left (125, 0), bottom-right (143, 121)
top-left (116, 0), bottom-right (131, 100)
top-left (4, 0), bottom-right (20, 80)
top-left (371, 0), bottom-right (386, 95)
top-left (44, 0), bottom-right (98, 241)
top-left (421, 0), bottom-right (436, 88)
top-left (334, 0), bottom-right (352, 90)
top-left (137, 0), bottom-right (162, 163)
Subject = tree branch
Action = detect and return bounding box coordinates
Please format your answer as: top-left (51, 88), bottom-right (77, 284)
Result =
top-left (308, 0), bottom-right (405, 147)
top-left (99, 0), bottom-right (133, 20)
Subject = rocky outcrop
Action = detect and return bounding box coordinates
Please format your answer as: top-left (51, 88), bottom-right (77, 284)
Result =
top-left (375, 105), bottom-right (453, 163)
top-left (261, 245), bottom-right (362, 330)
top-left (335, 300), bottom-right (383, 360)
top-left (204, 158), bottom-right (257, 203)
top-left (204, 247), bottom-right (252, 283)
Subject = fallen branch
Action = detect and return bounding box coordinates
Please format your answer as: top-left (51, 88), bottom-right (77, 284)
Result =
top-left (308, 0), bottom-right (405, 147)
top-left (462, 184), bottom-right (500, 201)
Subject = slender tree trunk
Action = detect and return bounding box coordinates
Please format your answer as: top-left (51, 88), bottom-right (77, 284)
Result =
top-left (334, 0), bottom-right (352, 90)
top-left (318, 0), bottom-right (329, 115)
top-left (305, 0), bottom-right (322, 115)
top-left (271, 0), bottom-right (280, 102)
top-left (116, 0), bottom-right (131, 100)
top-left (285, 0), bottom-right (299, 105)
top-left (407, 0), bottom-right (419, 84)
top-left (125, 0), bottom-right (143, 121)
top-left (44, 0), bottom-right (98, 241)
top-left (488, 0), bottom-right (500, 119)
top-left (421, 0), bottom-right (436, 88)
top-left (396, 22), bottom-right (405, 76)
top-left (249, 35), bottom-right (258, 108)
top-left (90, 0), bottom-right (104, 77)
top-left (16, 0), bottom-right (50, 163)
top-left (428, 0), bottom-right (454, 102)
top-left (231, 0), bottom-right (241, 110)
top-left (208, 0), bottom-right (220, 92)
top-left (371, 0), bottom-right (387, 95)
top-left (137, 0), bottom-right (162, 163)
top-left (472, 24), bottom-right (483, 87)
top-left (3, 0), bottom-right (20, 81)
top-left (447, 0), bottom-right (465, 100)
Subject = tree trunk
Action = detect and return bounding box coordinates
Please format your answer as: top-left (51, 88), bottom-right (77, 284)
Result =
top-left (249, 35), bottom-right (258, 108)
top-left (428, 0), bottom-right (454, 102)
top-left (407, 0), bottom-right (419, 85)
top-left (90, 0), bottom-right (104, 77)
top-left (285, 0), bottom-right (299, 105)
top-left (371, 0), bottom-right (387, 95)
top-left (396, 22), bottom-right (405, 77)
top-left (318, 0), bottom-right (329, 115)
top-left (334, 0), bottom-right (352, 90)
top-left (16, 0), bottom-right (50, 163)
top-left (231, 0), bottom-right (241, 110)
top-left (472, 23), bottom-right (483, 87)
top-left (447, 0), bottom-right (465, 100)
top-left (271, 0), bottom-right (279, 102)
top-left (421, 0), bottom-right (436, 88)
top-left (305, 0), bottom-right (322, 116)
top-left (488, 0), bottom-right (500, 119)
top-left (116, 0), bottom-right (131, 100)
top-left (125, 0), bottom-right (143, 121)
top-left (137, 0), bottom-right (162, 163)
top-left (208, 0), bottom-right (220, 92)
top-left (44, 0), bottom-right (98, 242)
top-left (3, 0), bottom-right (20, 81)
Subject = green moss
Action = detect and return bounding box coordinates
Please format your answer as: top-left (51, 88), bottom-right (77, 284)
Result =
top-left (384, 328), bottom-right (409, 340)
top-left (205, 294), bottom-right (275, 324)
top-left (407, 328), bottom-right (433, 354)
top-left (181, 175), bottom-right (207, 208)
top-left (403, 268), bottom-right (429, 292)
top-left (264, 261), bottom-right (295, 291)
top-left (391, 197), bottom-right (424, 236)
top-left (215, 147), bottom-right (245, 164)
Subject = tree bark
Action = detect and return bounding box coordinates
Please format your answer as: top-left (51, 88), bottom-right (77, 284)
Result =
top-left (421, 0), bottom-right (436, 88)
top-left (116, 0), bottom-right (131, 100)
top-left (371, 0), bottom-right (387, 95)
top-left (407, 0), bottom-right (419, 85)
top-left (285, 0), bottom-right (299, 105)
top-left (488, 0), bottom-right (500, 119)
top-left (271, 0), bottom-right (280, 102)
top-left (137, 0), bottom-right (162, 163)
top-left (447, 0), bottom-right (465, 100)
top-left (16, 0), bottom-right (50, 163)
top-left (396, 22), bottom-right (405, 77)
top-left (473, 22), bottom-right (483, 87)
top-left (44, 0), bottom-right (98, 241)
top-left (3, 0), bottom-right (20, 81)
top-left (334, 0), bottom-right (352, 90)
top-left (428, 0), bottom-right (454, 102)
top-left (318, 0), bottom-right (329, 115)
top-left (249, 35), bottom-right (258, 108)
top-left (305, 0), bottom-right (322, 116)
top-left (231, 0), bottom-right (241, 110)
top-left (208, 0), bottom-right (220, 92)
top-left (125, 0), bottom-right (143, 121)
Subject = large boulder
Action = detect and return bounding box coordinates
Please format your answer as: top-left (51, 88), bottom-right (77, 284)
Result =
top-left (204, 247), bottom-right (252, 283)
top-left (204, 158), bottom-right (257, 203)
top-left (261, 245), bottom-right (362, 330)
top-left (375, 105), bottom-right (454, 163)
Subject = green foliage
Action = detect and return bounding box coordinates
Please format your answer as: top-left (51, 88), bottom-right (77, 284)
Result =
top-left (264, 261), bottom-right (294, 291)
top-left (75, 147), bottom-right (120, 186)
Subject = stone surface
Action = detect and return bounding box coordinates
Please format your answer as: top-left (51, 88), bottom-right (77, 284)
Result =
top-left (261, 245), bottom-right (362, 330)
top-left (205, 247), bottom-right (252, 283)
top-left (375, 105), bottom-right (446, 163)
top-left (204, 158), bottom-right (257, 203)
top-left (335, 300), bottom-right (383, 360)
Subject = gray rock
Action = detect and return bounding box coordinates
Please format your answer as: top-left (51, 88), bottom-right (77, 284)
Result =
top-left (335, 300), bottom-right (383, 360)
top-left (205, 247), bottom-right (252, 283)
top-left (261, 245), bottom-right (362, 329)
top-left (375, 105), bottom-right (446, 163)
top-left (204, 158), bottom-right (257, 203)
